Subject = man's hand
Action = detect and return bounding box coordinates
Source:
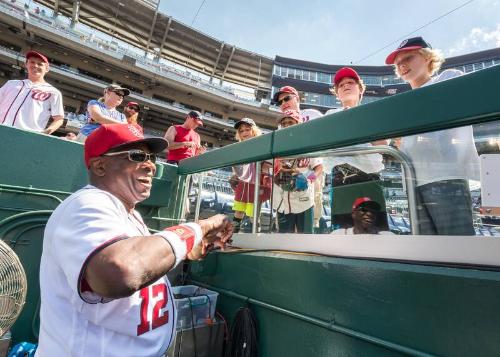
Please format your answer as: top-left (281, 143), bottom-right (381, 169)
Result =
top-left (196, 145), bottom-right (207, 155)
top-left (187, 214), bottom-right (233, 260)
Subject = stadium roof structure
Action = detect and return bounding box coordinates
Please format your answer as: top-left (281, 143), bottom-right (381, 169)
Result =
top-left (34, 0), bottom-right (273, 93)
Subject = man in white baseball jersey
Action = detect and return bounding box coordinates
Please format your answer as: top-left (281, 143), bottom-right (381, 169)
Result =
top-left (273, 85), bottom-right (323, 123)
top-left (0, 51), bottom-right (64, 134)
top-left (273, 111), bottom-right (323, 234)
top-left (36, 123), bottom-right (233, 356)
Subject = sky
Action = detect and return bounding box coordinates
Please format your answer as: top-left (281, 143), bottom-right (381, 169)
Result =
top-left (159, 0), bottom-right (500, 65)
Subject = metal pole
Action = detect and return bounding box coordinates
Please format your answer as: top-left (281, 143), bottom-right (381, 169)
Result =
top-left (252, 162), bottom-right (261, 233)
top-left (179, 174), bottom-right (191, 221)
top-left (194, 173), bottom-right (204, 222)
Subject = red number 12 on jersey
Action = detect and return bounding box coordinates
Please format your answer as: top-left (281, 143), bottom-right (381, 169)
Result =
top-left (137, 283), bottom-right (169, 336)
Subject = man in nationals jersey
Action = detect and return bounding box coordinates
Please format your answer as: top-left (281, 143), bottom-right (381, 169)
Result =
top-left (164, 110), bottom-right (206, 164)
top-left (36, 123), bottom-right (232, 356)
top-left (0, 51), bottom-right (64, 134)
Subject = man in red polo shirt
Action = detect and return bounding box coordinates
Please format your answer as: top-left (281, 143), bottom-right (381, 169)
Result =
top-left (164, 111), bottom-right (206, 164)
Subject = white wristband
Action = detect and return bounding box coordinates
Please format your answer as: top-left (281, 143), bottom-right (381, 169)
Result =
top-left (157, 223), bottom-right (203, 268)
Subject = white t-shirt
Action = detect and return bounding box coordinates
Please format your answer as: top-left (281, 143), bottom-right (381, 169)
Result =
top-left (0, 79), bottom-right (64, 132)
top-left (331, 227), bottom-right (394, 235)
top-left (37, 185), bottom-right (184, 357)
top-left (400, 69), bottom-right (479, 186)
top-left (272, 157), bottom-right (323, 214)
top-left (300, 108), bottom-right (323, 122)
top-left (323, 107), bottom-right (384, 174)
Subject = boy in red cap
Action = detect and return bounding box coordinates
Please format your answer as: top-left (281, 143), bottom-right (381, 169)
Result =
top-left (386, 37), bottom-right (479, 235)
top-left (0, 50), bottom-right (64, 134)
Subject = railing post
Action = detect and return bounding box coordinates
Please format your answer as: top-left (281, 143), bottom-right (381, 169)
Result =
top-left (252, 162), bottom-right (261, 234)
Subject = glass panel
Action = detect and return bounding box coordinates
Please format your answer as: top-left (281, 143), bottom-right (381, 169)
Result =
top-left (189, 120), bottom-right (500, 238)
top-left (268, 119), bottom-right (500, 236)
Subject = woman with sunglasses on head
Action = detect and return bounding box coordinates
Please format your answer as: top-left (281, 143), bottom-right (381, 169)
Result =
top-left (230, 118), bottom-right (272, 232)
top-left (385, 37), bottom-right (479, 236)
top-left (77, 84), bottom-right (130, 142)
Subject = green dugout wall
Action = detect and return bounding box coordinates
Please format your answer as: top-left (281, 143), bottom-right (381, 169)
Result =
top-left (180, 65), bottom-right (500, 356)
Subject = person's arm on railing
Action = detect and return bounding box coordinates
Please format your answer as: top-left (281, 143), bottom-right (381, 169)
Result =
top-left (88, 104), bottom-right (124, 125)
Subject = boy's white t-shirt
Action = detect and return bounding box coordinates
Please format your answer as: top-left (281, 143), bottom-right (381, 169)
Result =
top-left (399, 69), bottom-right (479, 186)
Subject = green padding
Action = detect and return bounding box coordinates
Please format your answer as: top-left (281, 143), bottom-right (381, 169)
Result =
top-left (0, 211), bottom-right (53, 344)
top-left (0, 126), bottom-right (87, 192)
top-left (0, 187), bottom-right (63, 221)
top-left (178, 133), bottom-right (273, 174)
top-left (141, 163), bottom-right (177, 207)
top-left (190, 251), bottom-right (500, 356)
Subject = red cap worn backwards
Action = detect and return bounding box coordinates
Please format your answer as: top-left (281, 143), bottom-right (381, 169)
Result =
top-left (84, 124), bottom-right (168, 167)
top-left (333, 67), bottom-right (361, 86)
top-left (385, 36), bottom-right (431, 65)
top-left (26, 51), bottom-right (49, 64)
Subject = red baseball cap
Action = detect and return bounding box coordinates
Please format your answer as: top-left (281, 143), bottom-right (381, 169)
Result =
top-left (26, 51), bottom-right (49, 64)
top-left (84, 124), bottom-right (168, 167)
top-left (333, 67), bottom-right (361, 86)
top-left (385, 36), bottom-right (431, 65)
top-left (352, 197), bottom-right (381, 211)
top-left (126, 102), bottom-right (140, 111)
top-left (273, 86), bottom-right (299, 103)
top-left (278, 110), bottom-right (302, 125)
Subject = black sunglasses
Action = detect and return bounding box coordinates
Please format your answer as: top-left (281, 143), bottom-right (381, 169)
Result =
top-left (277, 95), bottom-right (294, 106)
top-left (103, 149), bottom-right (157, 163)
top-left (354, 206), bottom-right (378, 214)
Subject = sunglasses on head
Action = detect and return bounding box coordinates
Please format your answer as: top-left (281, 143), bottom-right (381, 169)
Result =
top-left (277, 95), bottom-right (295, 106)
top-left (109, 90), bottom-right (124, 98)
top-left (103, 149), bottom-right (157, 163)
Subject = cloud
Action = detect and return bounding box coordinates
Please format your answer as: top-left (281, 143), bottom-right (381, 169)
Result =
top-left (447, 24), bottom-right (500, 56)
